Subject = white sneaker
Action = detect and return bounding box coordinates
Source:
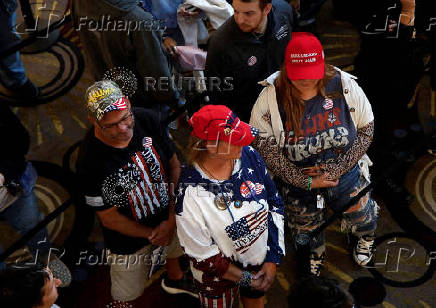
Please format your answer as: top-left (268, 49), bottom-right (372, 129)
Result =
top-left (353, 235), bottom-right (375, 266)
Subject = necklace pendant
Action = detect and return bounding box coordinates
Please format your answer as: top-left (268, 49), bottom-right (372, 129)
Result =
top-left (214, 195), bottom-right (228, 210)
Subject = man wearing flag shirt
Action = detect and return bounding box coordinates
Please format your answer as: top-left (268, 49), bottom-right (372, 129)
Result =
top-left (77, 80), bottom-right (196, 306)
top-left (205, 0), bottom-right (293, 122)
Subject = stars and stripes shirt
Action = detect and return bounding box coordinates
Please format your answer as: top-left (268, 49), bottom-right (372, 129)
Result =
top-left (78, 108), bottom-right (175, 255)
top-left (176, 146), bottom-right (285, 279)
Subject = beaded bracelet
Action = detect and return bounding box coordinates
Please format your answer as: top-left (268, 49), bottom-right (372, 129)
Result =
top-left (239, 271), bottom-right (252, 288)
top-left (307, 176), bottom-right (312, 191)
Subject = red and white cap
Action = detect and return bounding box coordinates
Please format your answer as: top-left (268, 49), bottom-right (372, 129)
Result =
top-left (285, 32), bottom-right (325, 81)
top-left (188, 105), bottom-right (258, 147)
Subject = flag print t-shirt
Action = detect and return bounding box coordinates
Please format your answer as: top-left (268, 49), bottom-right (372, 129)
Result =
top-left (78, 108), bottom-right (175, 255)
top-left (176, 146), bottom-right (285, 267)
top-left (282, 73), bottom-right (357, 167)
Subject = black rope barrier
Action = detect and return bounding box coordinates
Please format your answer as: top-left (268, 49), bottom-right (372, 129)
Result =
top-left (19, 0), bottom-right (36, 30)
top-left (0, 198), bottom-right (73, 264)
top-left (0, 14), bottom-right (71, 59)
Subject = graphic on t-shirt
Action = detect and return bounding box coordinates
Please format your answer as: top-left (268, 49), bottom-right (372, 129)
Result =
top-left (285, 102), bottom-right (356, 164)
top-left (142, 137), bottom-right (152, 148)
top-left (225, 208), bottom-right (268, 254)
top-left (101, 144), bottom-right (169, 222)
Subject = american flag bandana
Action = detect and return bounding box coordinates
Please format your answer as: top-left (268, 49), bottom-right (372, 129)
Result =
top-left (104, 97), bottom-right (128, 113)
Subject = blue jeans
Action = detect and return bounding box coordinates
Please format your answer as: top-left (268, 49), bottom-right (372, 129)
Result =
top-left (280, 164), bottom-right (378, 256)
top-left (0, 9), bottom-right (27, 88)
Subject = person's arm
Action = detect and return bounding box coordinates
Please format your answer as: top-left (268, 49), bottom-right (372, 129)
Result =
top-left (176, 187), bottom-right (238, 277)
top-left (323, 121), bottom-right (374, 180)
top-left (97, 207), bottom-right (152, 238)
top-left (399, 0), bottom-right (415, 26)
top-left (261, 158), bottom-right (285, 265)
top-left (249, 100), bottom-right (309, 189)
top-left (132, 20), bottom-right (179, 108)
top-left (204, 38), bottom-right (232, 106)
top-left (250, 109), bottom-right (338, 189)
top-left (148, 154), bottom-right (181, 246)
top-left (244, 151), bottom-right (283, 292)
top-left (189, 252), bottom-right (263, 289)
top-left (321, 71), bottom-right (375, 180)
top-left (0, 105), bottom-right (30, 183)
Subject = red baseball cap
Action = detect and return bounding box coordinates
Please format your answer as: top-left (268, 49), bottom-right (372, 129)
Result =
top-left (188, 105), bottom-right (258, 146)
top-left (285, 32), bottom-right (325, 81)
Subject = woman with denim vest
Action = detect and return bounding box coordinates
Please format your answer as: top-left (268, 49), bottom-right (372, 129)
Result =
top-left (250, 32), bottom-right (378, 276)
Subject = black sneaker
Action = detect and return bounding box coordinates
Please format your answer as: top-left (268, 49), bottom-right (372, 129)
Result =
top-left (8, 79), bottom-right (40, 98)
top-left (161, 273), bottom-right (198, 298)
top-left (353, 234), bottom-right (375, 266)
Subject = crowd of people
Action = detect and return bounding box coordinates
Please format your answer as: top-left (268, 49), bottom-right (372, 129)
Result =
top-left (0, 0), bottom-right (434, 307)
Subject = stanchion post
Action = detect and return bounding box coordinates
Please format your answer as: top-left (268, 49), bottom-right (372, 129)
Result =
top-left (19, 0), bottom-right (36, 30)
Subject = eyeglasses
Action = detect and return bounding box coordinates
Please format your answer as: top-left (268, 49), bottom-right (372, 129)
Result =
top-left (98, 111), bottom-right (133, 130)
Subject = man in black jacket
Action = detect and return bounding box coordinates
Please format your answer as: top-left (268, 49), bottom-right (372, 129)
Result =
top-left (205, 0), bottom-right (293, 122)
top-left (72, 0), bottom-right (180, 110)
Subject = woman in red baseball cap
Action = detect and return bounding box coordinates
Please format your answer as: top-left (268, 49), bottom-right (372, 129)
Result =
top-left (250, 32), bottom-right (378, 276)
top-left (175, 105), bottom-right (285, 308)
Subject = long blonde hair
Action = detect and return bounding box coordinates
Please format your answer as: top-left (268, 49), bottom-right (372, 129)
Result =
top-left (186, 136), bottom-right (209, 166)
top-left (275, 63), bottom-right (337, 138)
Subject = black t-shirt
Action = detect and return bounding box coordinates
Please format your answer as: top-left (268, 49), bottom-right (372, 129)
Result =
top-left (77, 108), bottom-right (175, 255)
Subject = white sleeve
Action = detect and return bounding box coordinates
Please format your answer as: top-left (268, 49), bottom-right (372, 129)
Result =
top-left (176, 186), bottom-right (221, 261)
top-left (250, 86), bottom-right (275, 137)
top-left (346, 76), bottom-right (374, 129)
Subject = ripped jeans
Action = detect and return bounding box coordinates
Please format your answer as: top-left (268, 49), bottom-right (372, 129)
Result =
top-left (279, 164), bottom-right (379, 256)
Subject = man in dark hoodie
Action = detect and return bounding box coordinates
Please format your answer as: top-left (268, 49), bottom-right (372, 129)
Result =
top-left (205, 0), bottom-right (293, 122)
top-left (72, 0), bottom-right (180, 110)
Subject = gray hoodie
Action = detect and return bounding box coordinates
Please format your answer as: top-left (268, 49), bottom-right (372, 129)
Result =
top-left (72, 0), bottom-right (178, 108)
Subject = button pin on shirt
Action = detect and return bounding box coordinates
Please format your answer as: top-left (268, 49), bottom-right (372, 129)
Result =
top-left (234, 200), bottom-right (242, 208)
top-left (247, 56), bottom-right (257, 66)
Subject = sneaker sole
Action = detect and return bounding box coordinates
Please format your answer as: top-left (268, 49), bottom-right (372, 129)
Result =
top-left (160, 279), bottom-right (199, 298)
top-left (353, 250), bottom-right (374, 267)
